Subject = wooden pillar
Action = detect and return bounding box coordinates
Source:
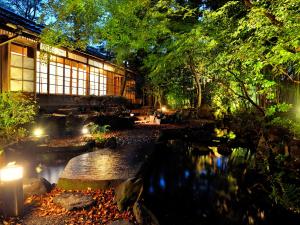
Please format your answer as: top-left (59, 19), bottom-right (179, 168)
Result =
top-left (0, 36), bottom-right (9, 92)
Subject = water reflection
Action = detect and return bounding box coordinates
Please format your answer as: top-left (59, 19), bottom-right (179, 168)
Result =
top-left (143, 140), bottom-right (251, 225)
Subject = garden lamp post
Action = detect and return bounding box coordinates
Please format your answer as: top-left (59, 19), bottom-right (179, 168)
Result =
top-left (0, 163), bottom-right (24, 217)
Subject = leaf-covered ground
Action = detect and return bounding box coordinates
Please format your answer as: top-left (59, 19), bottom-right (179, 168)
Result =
top-left (1, 188), bottom-right (135, 225)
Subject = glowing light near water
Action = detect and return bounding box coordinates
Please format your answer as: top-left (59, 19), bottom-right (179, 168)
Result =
top-left (33, 128), bottom-right (44, 137)
top-left (161, 106), bottom-right (167, 112)
top-left (82, 127), bottom-right (89, 135)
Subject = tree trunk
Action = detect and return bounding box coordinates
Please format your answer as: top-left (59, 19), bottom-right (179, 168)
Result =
top-left (188, 54), bottom-right (202, 108)
top-left (193, 73), bottom-right (202, 108)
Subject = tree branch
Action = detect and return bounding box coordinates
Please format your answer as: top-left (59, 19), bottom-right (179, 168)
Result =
top-left (278, 68), bottom-right (300, 84)
top-left (218, 81), bottom-right (247, 100)
top-left (226, 67), bottom-right (265, 116)
top-left (243, 0), bottom-right (283, 27)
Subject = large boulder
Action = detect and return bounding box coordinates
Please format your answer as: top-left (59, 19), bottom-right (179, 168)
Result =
top-left (53, 192), bottom-right (95, 210)
top-left (133, 200), bottom-right (159, 225)
top-left (115, 178), bottom-right (143, 211)
top-left (23, 177), bottom-right (52, 197)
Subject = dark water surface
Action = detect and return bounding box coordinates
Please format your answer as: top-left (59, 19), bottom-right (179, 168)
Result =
top-left (142, 139), bottom-right (300, 225)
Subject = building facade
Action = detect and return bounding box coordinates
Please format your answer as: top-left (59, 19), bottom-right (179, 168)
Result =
top-left (0, 7), bottom-right (137, 109)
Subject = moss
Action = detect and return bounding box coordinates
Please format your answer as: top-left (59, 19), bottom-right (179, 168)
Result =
top-left (57, 178), bottom-right (123, 190)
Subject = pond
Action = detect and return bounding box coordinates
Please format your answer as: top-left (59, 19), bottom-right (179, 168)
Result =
top-left (142, 139), bottom-right (300, 225)
top-left (5, 151), bottom-right (81, 184)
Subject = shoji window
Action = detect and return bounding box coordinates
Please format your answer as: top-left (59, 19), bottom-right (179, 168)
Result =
top-left (10, 44), bottom-right (35, 92)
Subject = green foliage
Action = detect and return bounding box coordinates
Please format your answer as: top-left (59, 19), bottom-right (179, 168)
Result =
top-left (0, 92), bottom-right (37, 144)
top-left (269, 172), bottom-right (300, 213)
top-left (95, 135), bottom-right (106, 144)
top-left (266, 103), bottom-right (292, 117)
top-left (41, 0), bottom-right (105, 49)
top-left (84, 122), bottom-right (110, 135)
top-left (229, 148), bottom-right (255, 169)
top-left (268, 117), bottom-right (300, 138)
top-left (214, 128), bottom-right (236, 140)
top-left (41, 0), bottom-right (300, 113)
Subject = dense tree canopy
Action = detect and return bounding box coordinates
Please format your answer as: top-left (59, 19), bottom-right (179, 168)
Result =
top-left (0, 0), bottom-right (44, 21)
top-left (40, 0), bottom-right (300, 116)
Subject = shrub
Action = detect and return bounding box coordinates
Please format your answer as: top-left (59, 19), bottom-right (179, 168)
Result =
top-left (83, 122), bottom-right (110, 135)
top-left (0, 92), bottom-right (37, 145)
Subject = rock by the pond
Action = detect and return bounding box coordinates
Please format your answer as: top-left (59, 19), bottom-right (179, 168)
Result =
top-left (107, 220), bottom-right (135, 225)
top-left (58, 144), bottom-right (154, 190)
top-left (133, 201), bottom-right (159, 225)
top-left (115, 178), bottom-right (143, 211)
top-left (53, 192), bottom-right (95, 210)
top-left (23, 177), bottom-right (52, 197)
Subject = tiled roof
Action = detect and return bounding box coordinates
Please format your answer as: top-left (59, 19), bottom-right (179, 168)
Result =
top-left (0, 6), bottom-right (43, 34)
top-left (86, 46), bottom-right (112, 60)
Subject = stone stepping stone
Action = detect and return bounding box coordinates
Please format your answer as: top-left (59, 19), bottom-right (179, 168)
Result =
top-left (53, 192), bottom-right (94, 210)
top-left (58, 144), bottom-right (154, 190)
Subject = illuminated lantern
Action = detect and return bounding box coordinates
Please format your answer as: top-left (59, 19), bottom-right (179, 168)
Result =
top-left (82, 127), bottom-right (89, 135)
top-left (33, 128), bottom-right (44, 137)
top-left (0, 163), bottom-right (24, 217)
top-left (161, 106), bottom-right (167, 112)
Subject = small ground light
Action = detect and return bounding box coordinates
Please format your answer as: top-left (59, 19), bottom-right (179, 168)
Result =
top-left (161, 106), bottom-right (167, 112)
top-left (33, 128), bottom-right (43, 137)
top-left (82, 127), bottom-right (89, 135)
top-left (0, 162), bottom-right (24, 217)
top-left (130, 113), bottom-right (135, 117)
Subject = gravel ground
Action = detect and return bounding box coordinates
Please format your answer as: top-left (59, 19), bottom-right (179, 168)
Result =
top-left (104, 124), bottom-right (160, 146)
top-left (104, 123), bottom-right (183, 147)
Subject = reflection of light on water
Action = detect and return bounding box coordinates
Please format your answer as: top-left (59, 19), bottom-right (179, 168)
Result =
top-left (184, 170), bottom-right (190, 179)
top-left (39, 165), bottom-right (65, 184)
top-left (216, 158), bottom-right (222, 168)
top-left (149, 185), bottom-right (155, 194)
top-left (159, 176), bottom-right (166, 190)
top-left (35, 163), bottom-right (43, 173)
top-left (194, 154), bottom-right (228, 175)
top-left (199, 169), bottom-right (207, 175)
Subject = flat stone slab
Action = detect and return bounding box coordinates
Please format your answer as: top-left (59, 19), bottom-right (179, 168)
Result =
top-left (58, 144), bottom-right (153, 190)
top-left (53, 192), bottom-right (95, 210)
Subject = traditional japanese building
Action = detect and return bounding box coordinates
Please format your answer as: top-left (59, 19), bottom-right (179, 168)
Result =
top-left (0, 7), bottom-right (138, 110)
